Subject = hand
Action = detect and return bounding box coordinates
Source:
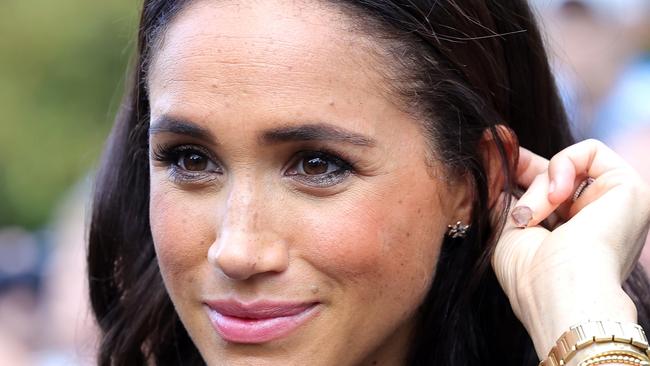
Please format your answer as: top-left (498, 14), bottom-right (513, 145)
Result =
top-left (491, 139), bottom-right (650, 358)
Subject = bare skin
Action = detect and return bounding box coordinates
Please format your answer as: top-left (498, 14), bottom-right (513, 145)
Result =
top-left (146, 0), bottom-right (650, 365)
top-left (148, 1), bottom-right (471, 365)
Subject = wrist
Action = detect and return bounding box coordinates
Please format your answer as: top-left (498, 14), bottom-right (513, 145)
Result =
top-left (517, 276), bottom-right (637, 358)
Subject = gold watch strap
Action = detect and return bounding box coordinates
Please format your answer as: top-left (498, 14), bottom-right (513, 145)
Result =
top-left (540, 321), bottom-right (650, 366)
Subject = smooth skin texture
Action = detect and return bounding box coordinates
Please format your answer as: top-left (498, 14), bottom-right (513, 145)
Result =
top-left (147, 1), bottom-right (471, 365)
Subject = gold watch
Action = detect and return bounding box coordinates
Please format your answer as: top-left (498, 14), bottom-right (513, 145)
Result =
top-left (539, 320), bottom-right (650, 366)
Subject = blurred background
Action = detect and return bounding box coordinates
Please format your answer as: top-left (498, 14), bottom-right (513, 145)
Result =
top-left (0, 0), bottom-right (136, 364)
top-left (0, 0), bottom-right (648, 365)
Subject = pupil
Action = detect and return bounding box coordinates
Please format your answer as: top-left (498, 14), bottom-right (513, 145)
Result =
top-left (183, 153), bottom-right (207, 171)
top-left (303, 157), bottom-right (329, 175)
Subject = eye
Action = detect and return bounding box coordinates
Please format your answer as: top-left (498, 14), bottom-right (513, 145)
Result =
top-left (179, 151), bottom-right (211, 172)
top-left (170, 147), bottom-right (220, 174)
top-left (286, 151), bottom-right (354, 188)
top-left (151, 144), bottom-right (222, 184)
top-left (301, 156), bottom-right (337, 175)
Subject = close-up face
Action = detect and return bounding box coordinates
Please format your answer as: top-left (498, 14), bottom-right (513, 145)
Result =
top-left (147, 0), bottom-right (471, 365)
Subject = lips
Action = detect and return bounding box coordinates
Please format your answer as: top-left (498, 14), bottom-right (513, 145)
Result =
top-left (205, 300), bottom-right (320, 344)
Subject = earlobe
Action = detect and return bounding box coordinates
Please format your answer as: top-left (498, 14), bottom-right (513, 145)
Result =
top-left (479, 124), bottom-right (519, 209)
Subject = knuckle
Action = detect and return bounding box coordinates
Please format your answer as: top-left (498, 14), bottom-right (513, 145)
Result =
top-left (578, 138), bottom-right (607, 157)
top-left (583, 138), bottom-right (604, 148)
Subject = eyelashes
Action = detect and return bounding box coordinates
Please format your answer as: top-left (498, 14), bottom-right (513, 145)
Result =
top-left (150, 143), bottom-right (356, 188)
top-left (151, 144), bottom-right (223, 184)
top-left (285, 150), bottom-right (355, 188)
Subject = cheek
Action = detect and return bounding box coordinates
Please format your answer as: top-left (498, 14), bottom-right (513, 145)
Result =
top-left (150, 184), bottom-right (214, 293)
top-left (298, 183), bottom-right (447, 303)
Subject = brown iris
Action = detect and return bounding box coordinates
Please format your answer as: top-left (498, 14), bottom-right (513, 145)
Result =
top-left (181, 153), bottom-right (208, 171)
top-left (303, 157), bottom-right (329, 175)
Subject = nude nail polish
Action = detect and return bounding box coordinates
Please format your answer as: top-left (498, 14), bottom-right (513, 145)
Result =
top-left (512, 206), bottom-right (533, 228)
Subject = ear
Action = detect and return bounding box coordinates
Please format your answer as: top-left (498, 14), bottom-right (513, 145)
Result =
top-left (479, 125), bottom-right (519, 210)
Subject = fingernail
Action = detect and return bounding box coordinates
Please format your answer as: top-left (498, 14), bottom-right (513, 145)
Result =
top-left (511, 206), bottom-right (533, 228)
top-left (548, 180), bottom-right (556, 194)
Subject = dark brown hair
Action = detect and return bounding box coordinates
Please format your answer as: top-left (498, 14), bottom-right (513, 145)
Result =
top-left (88, 0), bottom-right (650, 365)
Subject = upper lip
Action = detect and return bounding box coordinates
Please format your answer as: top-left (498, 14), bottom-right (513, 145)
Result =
top-left (204, 300), bottom-right (318, 319)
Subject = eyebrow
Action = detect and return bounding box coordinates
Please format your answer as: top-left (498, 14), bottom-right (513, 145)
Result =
top-left (149, 117), bottom-right (216, 143)
top-left (149, 116), bottom-right (376, 147)
top-left (262, 123), bottom-right (376, 147)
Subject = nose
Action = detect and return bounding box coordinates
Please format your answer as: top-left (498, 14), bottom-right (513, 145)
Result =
top-left (208, 228), bottom-right (289, 281)
top-left (207, 184), bottom-right (289, 281)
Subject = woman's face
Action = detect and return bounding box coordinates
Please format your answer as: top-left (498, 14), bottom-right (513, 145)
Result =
top-left (147, 1), bottom-right (471, 365)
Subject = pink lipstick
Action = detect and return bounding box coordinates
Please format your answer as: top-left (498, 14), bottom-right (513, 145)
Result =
top-left (205, 300), bottom-right (320, 343)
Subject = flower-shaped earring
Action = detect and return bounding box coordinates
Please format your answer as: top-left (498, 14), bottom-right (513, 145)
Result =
top-left (446, 221), bottom-right (470, 239)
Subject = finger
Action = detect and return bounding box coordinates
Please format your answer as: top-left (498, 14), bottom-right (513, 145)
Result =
top-left (546, 152), bottom-right (577, 205)
top-left (513, 140), bottom-right (632, 227)
top-left (537, 153), bottom-right (589, 218)
top-left (501, 194), bottom-right (550, 239)
top-left (512, 147), bottom-right (569, 227)
top-left (492, 192), bottom-right (550, 298)
top-left (568, 176), bottom-right (605, 217)
top-left (515, 147), bottom-right (549, 188)
top-left (546, 139), bottom-right (631, 204)
top-left (511, 171), bottom-right (557, 227)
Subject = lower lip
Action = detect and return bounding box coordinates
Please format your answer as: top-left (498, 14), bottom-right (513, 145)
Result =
top-left (206, 304), bottom-right (321, 344)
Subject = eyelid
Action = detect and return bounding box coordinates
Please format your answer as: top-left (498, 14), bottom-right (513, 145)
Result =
top-left (150, 143), bottom-right (224, 186)
top-left (177, 144), bottom-right (216, 162)
top-left (281, 149), bottom-right (357, 191)
top-left (285, 150), bottom-right (354, 176)
top-left (290, 147), bottom-right (357, 170)
top-left (151, 143), bottom-right (219, 165)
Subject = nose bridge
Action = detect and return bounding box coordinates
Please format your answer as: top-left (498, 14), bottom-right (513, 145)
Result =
top-left (223, 173), bottom-right (259, 231)
top-left (208, 172), bottom-right (288, 280)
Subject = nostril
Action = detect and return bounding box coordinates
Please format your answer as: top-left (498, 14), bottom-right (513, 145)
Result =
top-left (217, 256), bottom-right (257, 281)
top-left (208, 243), bottom-right (256, 280)
top-left (219, 262), bottom-right (258, 281)
top-left (207, 231), bottom-right (289, 281)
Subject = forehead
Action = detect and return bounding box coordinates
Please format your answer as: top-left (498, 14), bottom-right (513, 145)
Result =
top-left (147, 0), bottom-right (392, 118)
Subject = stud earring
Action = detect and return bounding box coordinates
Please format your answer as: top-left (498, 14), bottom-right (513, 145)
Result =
top-left (446, 221), bottom-right (470, 239)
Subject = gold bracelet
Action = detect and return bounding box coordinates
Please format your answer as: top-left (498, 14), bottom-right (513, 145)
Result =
top-left (565, 343), bottom-right (650, 366)
top-left (579, 353), bottom-right (650, 366)
top-left (539, 321), bottom-right (650, 366)
top-left (578, 349), bottom-right (650, 366)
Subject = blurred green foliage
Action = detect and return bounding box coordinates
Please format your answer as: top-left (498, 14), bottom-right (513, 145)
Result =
top-left (0, 0), bottom-right (138, 228)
